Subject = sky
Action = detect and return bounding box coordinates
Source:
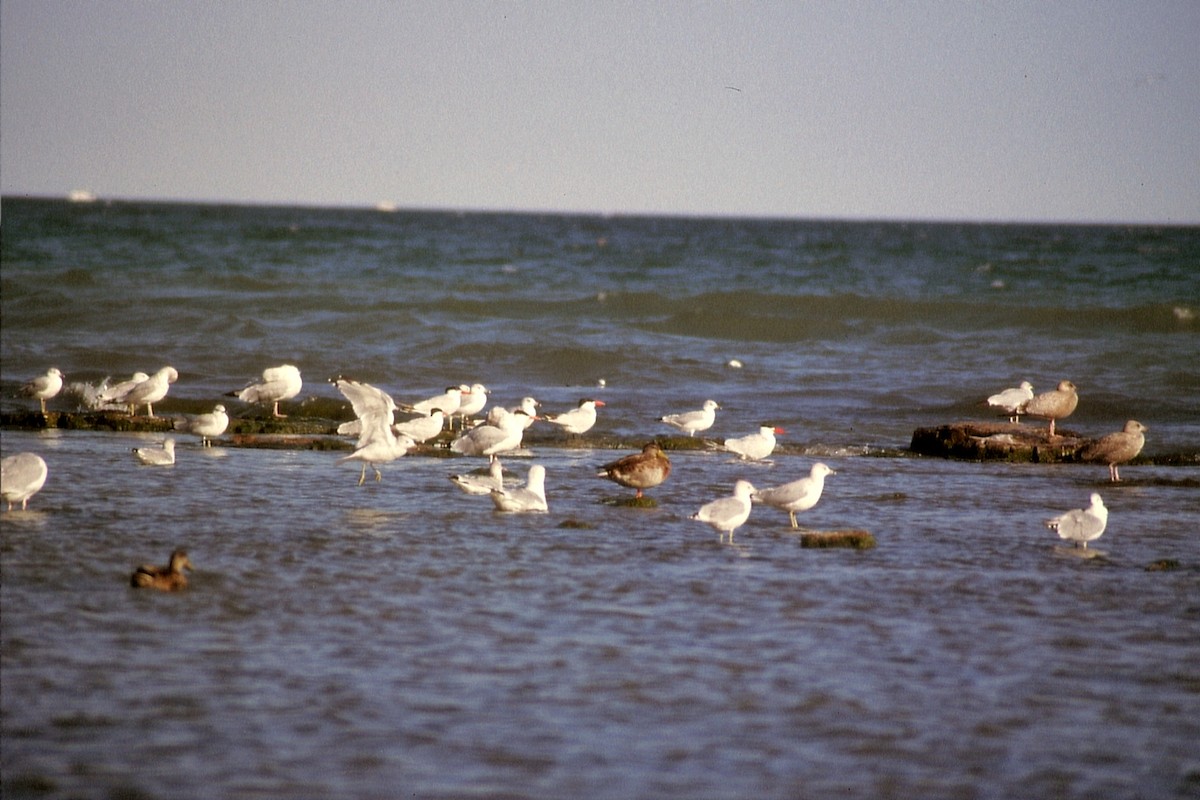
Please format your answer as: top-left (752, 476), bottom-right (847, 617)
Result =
top-left (2, 1), bottom-right (1198, 224)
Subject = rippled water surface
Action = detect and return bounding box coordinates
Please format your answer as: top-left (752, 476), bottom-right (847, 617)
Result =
top-left (4, 428), bottom-right (1198, 799)
top-left (2, 200), bottom-right (1199, 798)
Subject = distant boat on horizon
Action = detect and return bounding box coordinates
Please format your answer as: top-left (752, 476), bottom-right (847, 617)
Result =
top-left (374, 200), bottom-right (398, 213)
top-left (67, 189), bottom-right (98, 203)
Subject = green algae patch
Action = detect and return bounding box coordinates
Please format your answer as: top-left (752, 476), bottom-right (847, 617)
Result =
top-left (603, 496), bottom-right (660, 509)
top-left (799, 530), bottom-right (877, 549)
top-left (656, 436), bottom-right (716, 451)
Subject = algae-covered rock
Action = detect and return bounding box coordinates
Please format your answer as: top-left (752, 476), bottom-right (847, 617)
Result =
top-left (605, 495), bottom-right (660, 509)
top-left (0, 410), bottom-right (176, 433)
top-left (226, 418), bottom-right (341, 436)
top-left (227, 433), bottom-right (351, 451)
top-left (910, 422), bottom-right (1085, 463)
top-left (799, 530), bottom-right (877, 549)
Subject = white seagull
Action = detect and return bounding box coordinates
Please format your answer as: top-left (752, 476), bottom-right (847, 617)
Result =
top-left (20, 368), bottom-right (64, 414)
top-left (1045, 492), bottom-right (1109, 549)
top-left (402, 386), bottom-right (463, 418)
top-left (96, 371), bottom-right (150, 408)
top-left (334, 378), bottom-right (416, 485)
top-left (987, 381), bottom-right (1034, 423)
top-left (450, 407), bottom-right (529, 460)
top-left (176, 403), bottom-right (230, 446)
top-left (393, 409), bottom-right (447, 443)
top-left (691, 479), bottom-right (756, 538)
top-left (752, 463), bottom-right (836, 528)
top-left (454, 383), bottom-right (490, 427)
top-left (510, 396), bottom-right (541, 429)
top-left (123, 366), bottom-right (179, 417)
top-left (490, 464), bottom-right (548, 513)
top-left (133, 438), bottom-right (176, 466)
top-left (724, 425), bottom-right (784, 461)
top-left (662, 399), bottom-right (720, 437)
top-left (543, 398), bottom-right (605, 436)
top-left (2, 452), bottom-right (48, 511)
top-left (231, 364), bottom-right (302, 418)
top-left (450, 459), bottom-right (511, 496)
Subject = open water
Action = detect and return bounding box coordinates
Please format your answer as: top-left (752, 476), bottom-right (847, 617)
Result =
top-left (2, 198), bottom-right (1199, 798)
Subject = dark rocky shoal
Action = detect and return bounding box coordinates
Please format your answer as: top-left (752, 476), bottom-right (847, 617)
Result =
top-left (0, 410), bottom-right (759, 454)
top-left (4, 411), bottom-right (1197, 468)
top-left (908, 421), bottom-right (1198, 467)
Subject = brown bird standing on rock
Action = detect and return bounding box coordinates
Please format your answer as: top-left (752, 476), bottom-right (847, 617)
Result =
top-left (1023, 380), bottom-right (1078, 437)
top-left (599, 442), bottom-right (671, 498)
top-left (130, 549), bottom-right (193, 591)
top-left (1080, 420), bottom-right (1147, 482)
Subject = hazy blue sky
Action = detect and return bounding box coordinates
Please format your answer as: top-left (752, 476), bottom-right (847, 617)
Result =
top-left (3, 1), bottom-right (1197, 223)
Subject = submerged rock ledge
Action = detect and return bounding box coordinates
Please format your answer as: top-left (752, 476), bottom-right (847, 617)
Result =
top-left (909, 421), bottom-right (1198, 467)
top-left (799, 530), bottom-right (877, 549)
top-left (0, 411), bottom-right (731, 452)
top-left (3, 412), bottom-right (1195, 466)
top-left (910, 421), bottom-right (1087, 463)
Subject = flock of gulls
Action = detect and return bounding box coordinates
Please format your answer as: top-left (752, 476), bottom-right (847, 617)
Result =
top-left (3, 364), bottom-right (1149, 587)
top-left (983, 377), bottom-right (1150, 552)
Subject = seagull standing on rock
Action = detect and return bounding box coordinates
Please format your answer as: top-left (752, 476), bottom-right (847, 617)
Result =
top-left (454, 383), bottom-right (489, 428)
top-left (401, 386), bottom-right (463, 419)
top-left (1023, 380), bottom-right (1078, 437)
top-left (97, 372), bottom-right (150, 408)
top-left (124, 367), bottom-right (179, 417)
top-left (450, 407), bottom-right (529, 461)
top-left (231, 364), bottom-right (302, 418)
top-left (544, 398), bottom-right (605, 436)
top-left (661, 399), bottom-right (720, 437)
top-left (987, 380), bottom-right (1034, 423)
top-left (723, 425), bottom-right (784, 461)
top-left (20, 368), bottom-right (64, 414)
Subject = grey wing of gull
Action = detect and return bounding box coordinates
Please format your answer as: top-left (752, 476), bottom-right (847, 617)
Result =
top-left (700, 496), bottom-right (743, 523)
top-left (335, 380), bottom-right (396, 445)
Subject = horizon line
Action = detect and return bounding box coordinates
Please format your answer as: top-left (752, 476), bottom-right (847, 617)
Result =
top-left (3, 191), bottom-right (1197, 229)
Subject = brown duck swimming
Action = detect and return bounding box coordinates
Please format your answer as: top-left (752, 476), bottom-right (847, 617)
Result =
top-left (1080, 420), bottom-right (1147, 482)
top-left (130, 549), bottom-right (193, 591)
top-left (598, 442), bottom-right (671, 498)
top-left (1023, 380), bottom-right (1078, 437)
